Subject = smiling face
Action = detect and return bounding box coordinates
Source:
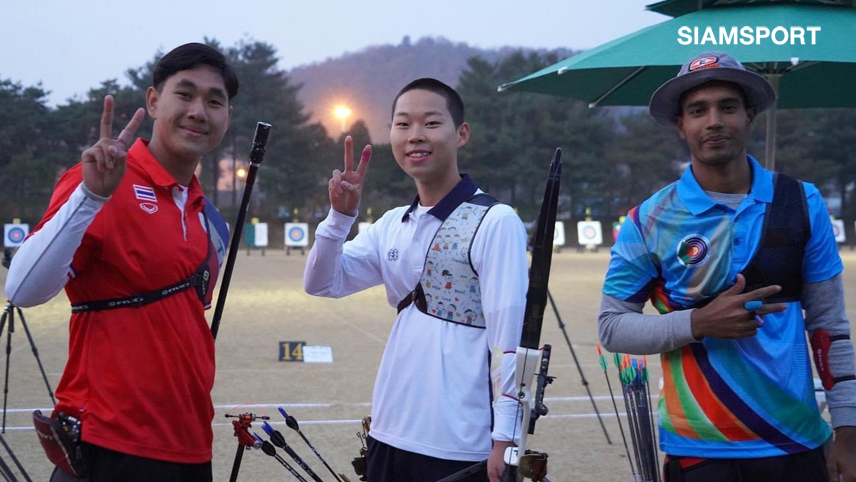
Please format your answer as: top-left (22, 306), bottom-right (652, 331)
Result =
top-left (390, 89), bottom-right (469, 188)
top-left (146, 64), bottom-right (232, 168)
top-left (676, 81), bottom-right (755, 167)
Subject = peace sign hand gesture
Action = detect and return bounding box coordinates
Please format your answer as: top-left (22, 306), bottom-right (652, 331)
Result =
top-left (81, 95), bottom-right (146, 198)
top-left (329, 135), bottom-right (372, 217)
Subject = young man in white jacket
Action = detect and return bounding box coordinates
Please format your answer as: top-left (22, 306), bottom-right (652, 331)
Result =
top-left (304, 78), bottom-right (528, 482)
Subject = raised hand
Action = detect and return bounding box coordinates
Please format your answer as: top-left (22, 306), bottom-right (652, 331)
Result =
top-left (329, 135), bottom-right (372, 216)
top-left (81, 95), bottom-right (145, 198)
top-left (690, 274), bottom-right (787, 339)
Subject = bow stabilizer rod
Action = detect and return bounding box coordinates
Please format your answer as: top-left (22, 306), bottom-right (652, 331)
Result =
top-left (211, 122), bottom-right (272, 340)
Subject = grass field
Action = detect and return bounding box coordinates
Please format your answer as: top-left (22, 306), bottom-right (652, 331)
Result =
top-left (0, 250), bottom-right (854, 481)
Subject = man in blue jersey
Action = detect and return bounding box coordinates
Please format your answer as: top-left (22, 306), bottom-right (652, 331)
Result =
top-left (598, 51), bottom-right (856, 482)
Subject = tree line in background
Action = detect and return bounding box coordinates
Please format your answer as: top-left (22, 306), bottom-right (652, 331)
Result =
top-left (2, 38), bottom-right (855, 246)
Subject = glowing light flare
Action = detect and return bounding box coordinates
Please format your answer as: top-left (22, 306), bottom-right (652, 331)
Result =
top-left (236, 168), bottom-right (248, 178)
top-left (333, 105), bottom-right (352, 120)
top-left (332, 104), bottom-right (354, 133)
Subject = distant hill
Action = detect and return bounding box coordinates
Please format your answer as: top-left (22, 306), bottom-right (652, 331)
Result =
top-left (287, 36), bottom-right (575, 143)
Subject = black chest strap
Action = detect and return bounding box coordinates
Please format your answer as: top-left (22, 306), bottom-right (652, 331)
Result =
top-left (740, 173), bottom-right (810, 303)
top-left (70, 272), bottom-right (208, 313)
top-left (71, 209), bottom-right (214, 314)
top-left (397, 283), bottom-right (428, 314)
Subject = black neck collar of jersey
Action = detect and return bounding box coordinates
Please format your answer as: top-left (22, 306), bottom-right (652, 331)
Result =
top-left (401, 174), bottom-right (478, 223)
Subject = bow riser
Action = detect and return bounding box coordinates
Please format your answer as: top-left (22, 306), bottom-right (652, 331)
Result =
top-left (504, 346), bottom-right (542, 468)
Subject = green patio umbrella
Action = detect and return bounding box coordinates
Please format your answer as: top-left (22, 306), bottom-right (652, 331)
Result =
top-left (499, 4), bottom-right (856, 170)
top-left (646, 0), bottom-right (856, 18)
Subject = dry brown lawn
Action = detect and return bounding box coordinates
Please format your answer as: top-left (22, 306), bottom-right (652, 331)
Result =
top-left (1, 250), bottom-right (854, 481)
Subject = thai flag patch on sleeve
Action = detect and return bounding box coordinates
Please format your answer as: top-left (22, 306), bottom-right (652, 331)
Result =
top-left (133, 184), bottom-right (157, 202)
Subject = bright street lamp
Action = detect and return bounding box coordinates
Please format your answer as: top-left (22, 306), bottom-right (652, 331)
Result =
top-left (333, 105), bottom-right (352, 133)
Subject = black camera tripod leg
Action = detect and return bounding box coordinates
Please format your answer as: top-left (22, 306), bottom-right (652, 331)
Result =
top-left (1, 306), bottom-right (13, 434)
top-left (14, 307), bottom-right (55, 405)
top-left (0, 433), bottom-right (30, 482)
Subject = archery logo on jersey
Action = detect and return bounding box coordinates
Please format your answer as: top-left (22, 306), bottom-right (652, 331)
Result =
top-left (677, 234), bottom-right (711, 267)
top-left (387, 248), bottom-right (399, 262)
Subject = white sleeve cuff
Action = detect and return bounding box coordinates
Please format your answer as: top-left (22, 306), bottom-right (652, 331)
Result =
top-left (316, 207), bottom-right (357, 239)
top-left (80, 183), bottom-right (111, 204)
top-left (491, 398), bottom-right (522, 444)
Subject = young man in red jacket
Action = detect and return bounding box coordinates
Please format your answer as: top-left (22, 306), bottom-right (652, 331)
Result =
top-left (5, 43), bottom-right (236, 481)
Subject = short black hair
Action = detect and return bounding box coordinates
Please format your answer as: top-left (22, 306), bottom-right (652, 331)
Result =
top-left (391, 78), bottom-right (465, 127)
top-left (153, 43), bottom-right (239, 100)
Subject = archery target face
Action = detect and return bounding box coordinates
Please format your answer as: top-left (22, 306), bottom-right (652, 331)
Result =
top-left (4, 223), bottom-right (29, 248)
top-left (285, 223), bottom-right (309, 247)
top-left (576, 221), bottom-right (602, 246)
top-left (831, 219), bottom-right (846, 243)
top-left (553, 221), bottom-right (566, 246)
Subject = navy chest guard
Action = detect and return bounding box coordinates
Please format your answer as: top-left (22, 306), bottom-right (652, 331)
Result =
top-left (740, 173), bottom-right (810, 302)
top-left (397, 193), bottom-right (498, 328)
top-left (690, 173), bottom-right (809, 310)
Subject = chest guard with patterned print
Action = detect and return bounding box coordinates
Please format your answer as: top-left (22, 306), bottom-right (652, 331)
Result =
top-left (396, 193), bottom-right (498, 328)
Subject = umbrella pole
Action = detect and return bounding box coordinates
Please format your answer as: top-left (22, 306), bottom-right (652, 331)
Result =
top-left (764, 74), bottom-right (781, 171)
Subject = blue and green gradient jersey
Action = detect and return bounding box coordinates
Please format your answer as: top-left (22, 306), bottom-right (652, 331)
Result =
top-left (603, 156), bottom-right (842, 458)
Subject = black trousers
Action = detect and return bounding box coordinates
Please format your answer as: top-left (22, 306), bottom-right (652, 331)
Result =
top-left (664, 446), bottom-right (828, 482)
top-left (366, 436), bottom-right (488, 482)
top-left (50, 443), bottom-right (212, 482)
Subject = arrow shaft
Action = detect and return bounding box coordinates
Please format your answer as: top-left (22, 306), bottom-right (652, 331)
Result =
top-left (603, 373), bottom-right (635, 476)
top-left (274, 454), bottom-right (310, 482)
top-left (644, 376), bottom-right (660, 475)
top-left (635, 385), bottom-right (657, 481)
top-left (298, 430), bottom-right (342, 482)
top-left (283, 443), bottom-right (325, 482)
top-left (623, 384), bottom-right (644, 477)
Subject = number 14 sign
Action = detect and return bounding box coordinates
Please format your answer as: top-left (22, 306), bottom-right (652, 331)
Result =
top-left (279, 341), bottom-right (335, 363)
top-left (279, 341), bottom-right (306, 362)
